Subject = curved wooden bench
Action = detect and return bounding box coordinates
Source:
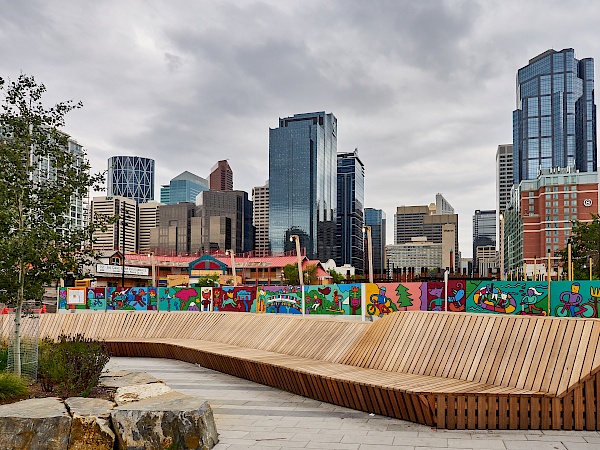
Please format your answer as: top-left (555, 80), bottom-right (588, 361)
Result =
top-left (7, 311), bottom-right (600, 430)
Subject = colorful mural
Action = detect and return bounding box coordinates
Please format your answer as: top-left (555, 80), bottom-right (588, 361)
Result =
top-left (106, 287), bottom-right (157, 311)
top-left (261, 286), bottom-right (302, 314)
top-left (303, 284), bottom-right (362, 315)
top-left (213, 286), bottom-right (258, 312)
top-left (58, 287), bottom-right (68, 310)
top-left (550, 281), bottom-right (600, 318)
top-left (466, 281), bottom-right (548, 316)
top-left (86, 288), bottom-right (107, 311)
top-left (158, 287), bottom-right (202, 311)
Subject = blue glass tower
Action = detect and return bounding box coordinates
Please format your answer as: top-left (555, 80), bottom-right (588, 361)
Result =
top-left (513, 48), bottom-right (596, 183)
top-left (336, 149), bottom-right (364, 272)
top-left (364, 208), bottom-right (386, 275)
top-left (160, 171), bottom-right (209, 205)
top-left (269, 112), bottom-right (337, 260)
top-left (107, 156), bottom-right (155, 204)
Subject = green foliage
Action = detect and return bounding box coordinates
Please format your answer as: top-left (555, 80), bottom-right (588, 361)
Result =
top-left (0, 372), bottom-right (28, 401)
top-left (38, 334), bottom-right (111, 397)
top-left (0, 344), bottom-right (7, 372)
top-left (0, 74), bottom-right (106, 307)
top-left (283, 263), bottom-right (318, 285)
top-left (558, 214), bottom-right (600, 280)
top-left (193, 274), bottom-right (219, 287)
top-left (327, 269), bottom-right (345, 284)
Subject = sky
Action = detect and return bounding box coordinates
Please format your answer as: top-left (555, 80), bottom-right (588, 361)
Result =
top-left (1, 0), bottom-right (600, 258)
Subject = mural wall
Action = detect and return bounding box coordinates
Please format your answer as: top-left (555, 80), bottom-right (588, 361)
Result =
top-left (54, 281), bottom-right (600, 318)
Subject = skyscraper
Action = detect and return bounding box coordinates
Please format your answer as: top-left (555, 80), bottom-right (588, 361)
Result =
top-left (160, 171), bottom-right (209, 205)
top-left (496, 144), bottom-right (514, 214)
top-left (513, 48), bottom-right (596, 184)
top-left (268, 112), bottom-right (337, 260)
top-left (252, 182), bottom-right (270, 256)
top-left (209, 160), bottom-right (233, 191)
top-left (473, 209), bottom-right (496, 275)
top-left (336, 149), bottom-right (364, 272)
top-left (364, 208), bottom-right (386, 276)
top-left (107, 156), bottom-right (155, 204)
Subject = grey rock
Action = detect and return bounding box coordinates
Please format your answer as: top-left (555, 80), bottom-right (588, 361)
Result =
top-left (0, 397), bottom-right (71, 450)
top-left (114, 383), bottom-right (172, 405)
top-left (100, 371), bottom-right (161, 388)
top-left (65, 398), bottom-right (116, 450)
top-left (111, 391), bottom-right (219, 449)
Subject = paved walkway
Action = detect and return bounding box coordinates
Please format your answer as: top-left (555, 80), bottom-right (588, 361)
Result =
top-left (107, 357), bottom-right (600, 450)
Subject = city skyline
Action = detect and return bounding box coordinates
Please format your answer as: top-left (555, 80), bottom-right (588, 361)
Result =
top-left (2, 1), bottom-right (600, 257)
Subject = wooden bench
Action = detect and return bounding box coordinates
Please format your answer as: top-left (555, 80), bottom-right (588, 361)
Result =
top-left (9, 311), bottom-right (600, 430)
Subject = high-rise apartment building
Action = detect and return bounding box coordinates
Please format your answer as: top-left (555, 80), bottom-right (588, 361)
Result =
top-left (252, 182), bottom-right (270, 256)
top-left (91, 196), bottom-right (137, 253)
top-left (138, 201), bottom-right (161, 253)
top-left (336, 149), bottom-right (364, 272)
top-left (107, 156), bottom-right (155, 204)
top-left (394, 196), bottom-right (459, 269)
top-left (513, 48), bottom-right (596, 184)
top-left (268, 112), bottom-right (337, 260)
top-left (496, 144), bottom-right (514, 214)
top-left (473, 210), bottom-right (497, 275)
top-left (160, 171), bottom-right (209, 205)
top-left (209, 160), bottom-right (233, 191)
top-left (364, 208), bottom-right (386, 276)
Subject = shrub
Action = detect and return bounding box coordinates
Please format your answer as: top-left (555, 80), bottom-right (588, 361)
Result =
top-left (38, 334), bottom-right (111, 397)
top-left (0, 372), bottom-right (28, 401)
top-left (0, 345), bottom-right (8, 372)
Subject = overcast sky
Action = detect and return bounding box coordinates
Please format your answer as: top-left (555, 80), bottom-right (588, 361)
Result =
top-left (2, 0), bottom-right (599, 258)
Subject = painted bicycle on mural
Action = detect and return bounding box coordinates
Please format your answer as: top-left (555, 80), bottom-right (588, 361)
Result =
top-left (555, 282), bottom-right (596, 318)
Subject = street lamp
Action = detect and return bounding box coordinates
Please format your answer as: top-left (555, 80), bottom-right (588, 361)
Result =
top-left (148, 252), bottom-right (156, 287)
top-left (226, 249), bottom-right (237, 287)
top-left (568, 239), bottom-right (573, 281)
top-left (121, 208), bottom-right (127, 288)
top-left (499, 213), bottom-right (505, 281)
top-left (289, 235), bottom-right (305, 316)
top-left (363, 226), bottom-right (374, 284)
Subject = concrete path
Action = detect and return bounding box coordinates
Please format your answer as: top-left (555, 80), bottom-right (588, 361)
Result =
top-left (107, 357), bottom-right (600, 450)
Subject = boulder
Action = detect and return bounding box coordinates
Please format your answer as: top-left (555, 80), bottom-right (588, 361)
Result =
top-left (65, 398), bottom-right (115, 450)
top-left (100, 371), bottom-right (161, 388)
top-left (0, 397), bottom-right (71, 450)
top-left (114, 383), bottom-right (172, 405)
top-left (111, 391), bottom-right (219, 450)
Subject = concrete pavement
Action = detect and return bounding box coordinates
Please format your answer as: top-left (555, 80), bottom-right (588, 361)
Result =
top-left (107, 357), bottom-right (600, 450)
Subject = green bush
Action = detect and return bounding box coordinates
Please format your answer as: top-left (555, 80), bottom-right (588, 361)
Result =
top-left (0, 345), bottom-right (8, 372)
top-left (38, 334), bottom-right (111, 397)
top-left (0, 372), bottom-right (28, 401)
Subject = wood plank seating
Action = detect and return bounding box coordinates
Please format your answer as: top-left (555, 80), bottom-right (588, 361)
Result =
top-left (6, 310), bottom-right (600, 430)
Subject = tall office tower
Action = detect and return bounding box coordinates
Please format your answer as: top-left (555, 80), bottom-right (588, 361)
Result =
top-left (269, 112), bottom-right (337, 260)
top-left (336, 149), bottom-right (365, 272)
top-left (364, 208), bottom-right (386, 276)
top-left (90, 196), bottom-right (137, 253)
top-left (496, 144), bottom-right (514, 214)
top-left (159, 171), bottom-right (209, 205)
top-left (138, 201), bottom-right (162, 253)
top-left (209, 160), bottom-right (233, 191)
top-left (197, 190), bottom-right (254, 254)
top-left (107, 156), bottom-right (155, 204)
top-left (473, 210), bottom-right (497, 275)
top-left (149, 202), bottom-right (199, 255)
top-left (252, 182), bottom-right (270, 256)
top-left (394, 201), bottom-right (459, 270)
top-left (33, 137), bottom-right (88, 231)
top-left (513, 48), bottom-right (596, 184)
top-left (435, 193), bottom-right (455, 215)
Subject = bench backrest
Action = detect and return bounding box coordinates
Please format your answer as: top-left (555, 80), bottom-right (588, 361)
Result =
top-left (339, 311), bottom-right (600, 396)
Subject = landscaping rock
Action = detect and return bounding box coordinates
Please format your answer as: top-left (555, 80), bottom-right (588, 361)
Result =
top-left (0, 397), bottom-right (71, 450)
top-left (65, 398), bottom-right (115, 450)
top-left (111, 391), bottom-right (219, 450)
top-left (100, 371), bottom-right (161, 388)
top-left (114, 383), bottom-right (172, 405)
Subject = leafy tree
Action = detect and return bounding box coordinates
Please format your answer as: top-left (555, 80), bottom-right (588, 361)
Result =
top-left (327, 269), bottom-right (345, 284)
top-left (558, 214), bottom-right (600, 280)
top-left (283, 263), bottom-right (318, 285)
top-left (193, 274), bottom-right (220, 287)
top-left (0, 75), bottom-right (104, 375)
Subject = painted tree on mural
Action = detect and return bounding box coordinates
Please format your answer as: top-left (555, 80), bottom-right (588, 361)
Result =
top-left (395, 284), bottom-right (413, 310)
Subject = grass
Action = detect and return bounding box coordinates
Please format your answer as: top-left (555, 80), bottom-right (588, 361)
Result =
top-left (0, 372), bottom-right (29, 402)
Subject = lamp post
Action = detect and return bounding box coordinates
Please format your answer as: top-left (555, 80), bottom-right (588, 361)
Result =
top-left (226, 249), bottom-right (237, 287)
top-left (148, 252), bottom-right (156, 287)
top-left (121, 208), bottom-right (126, 288)
top-left (290, 235), bottom-right (305, 316)
top-left (499, 213), bottom-right (505, 281)
top-left (590, 257), bottom-right (594, 281)
top-left (568, 239), bottom-right (573, 281)
top-left (363, 226), bottom-right (374, 284)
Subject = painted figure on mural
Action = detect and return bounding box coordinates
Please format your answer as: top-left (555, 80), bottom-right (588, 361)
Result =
top-left (349, 286), bottom-right (360, 315)
top-left (520, 287), bottom-right (546, 315)
top-left (369, 286), bottom-right (391, 315)
top-left (557, 282), bottom-right (595, 317)
top-left (427, 286), bottom-right (444, 311)
top-left (448, 283), bottom-right (465, 310)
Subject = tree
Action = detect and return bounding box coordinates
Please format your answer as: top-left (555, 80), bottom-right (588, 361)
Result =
top-left (193, 274), bottom-right (220, 287)
top-left (327, 269), bottom-right (345, 284)
top-left (0, 75), bottom-right (104, 375)
top-left (283, 263), bottom-right (318, 285)
top-left (558, 214), bottom-right (600, 280)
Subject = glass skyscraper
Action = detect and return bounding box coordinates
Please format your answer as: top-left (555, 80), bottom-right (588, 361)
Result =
top-left (364, 208), bottom-right (386, 276)
top-left (336, 149), bottom-right (364, 273)
top-left (107, 156), bottom-right (155, 204)
top-left (269, 112), bottom-right (337, 260)
top-left (513, 48), bottom-right (596, 183)
top-left (160, 171), bottom-right (209, 205)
